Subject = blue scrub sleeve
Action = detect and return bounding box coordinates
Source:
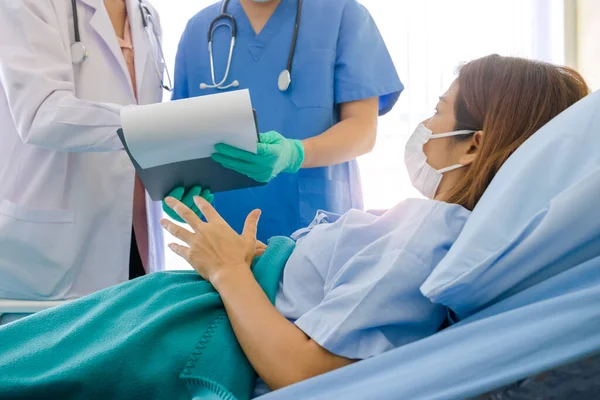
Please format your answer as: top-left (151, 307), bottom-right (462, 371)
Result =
top-left (171, 23), bottom-right (190, 101)
top-left (293, 250), bottom-right (446, 360)
top-left (334, 0), bottom-right (403, 115)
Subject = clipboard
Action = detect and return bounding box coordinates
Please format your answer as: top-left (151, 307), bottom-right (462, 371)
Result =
top-left (117, 110), bottom-right (265, 201)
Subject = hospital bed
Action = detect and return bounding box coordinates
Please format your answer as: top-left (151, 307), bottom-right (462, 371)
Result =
top-left (478, 354), bottom-right (600, 399)
top-left (261, 253), bottom-right (600, 400)
top-left (1, 90), bottom-right (598, 399)
top-left (0, 299), bottom-right (71, 322)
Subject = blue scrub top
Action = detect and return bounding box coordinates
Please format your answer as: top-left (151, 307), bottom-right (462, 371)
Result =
top-left (173, 0), bottom-right (403, 241)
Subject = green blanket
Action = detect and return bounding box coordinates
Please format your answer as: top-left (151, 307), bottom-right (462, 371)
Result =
top-left (0, 237), bottom-right (295, 400)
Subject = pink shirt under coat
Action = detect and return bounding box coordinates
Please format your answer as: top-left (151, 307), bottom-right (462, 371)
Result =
top-left (112, 5), bottom-right (149, 272)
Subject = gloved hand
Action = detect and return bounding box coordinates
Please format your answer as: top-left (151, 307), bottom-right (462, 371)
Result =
top-left (211, 131), bottom-right (305, 183)
top-left (162, 186), bottom-right (214, 223)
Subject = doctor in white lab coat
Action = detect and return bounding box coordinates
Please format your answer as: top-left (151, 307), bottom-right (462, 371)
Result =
top-left (0, 0), bottom-right (166, 310)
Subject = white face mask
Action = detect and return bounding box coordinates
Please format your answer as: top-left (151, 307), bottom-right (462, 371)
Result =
top-left (404, 123), bottom-right (475, 199)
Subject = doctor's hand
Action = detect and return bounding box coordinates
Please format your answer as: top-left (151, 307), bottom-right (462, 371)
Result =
top-left (212, 131), bottom-right (305, 183)
top-left (162, 186), bottom-right (214, 223)
top-left (160, 196), bottom-right (261, 284)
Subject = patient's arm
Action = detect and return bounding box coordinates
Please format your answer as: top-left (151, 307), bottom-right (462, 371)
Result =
top-left (161, 196), bottom-right (355, 391)
top-left (213, 267), bottom-right (356, 391)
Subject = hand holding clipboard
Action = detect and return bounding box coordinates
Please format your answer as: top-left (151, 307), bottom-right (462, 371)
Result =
top-left (117, 90), bottom-right (265, 201)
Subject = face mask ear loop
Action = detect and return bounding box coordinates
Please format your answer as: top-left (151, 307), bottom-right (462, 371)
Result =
top-left (430, 130), bottom-right (476, 139)
top-left (430, 130), bottom-right (476, 174)
top-left (436, 164), bottom-right (465, 174)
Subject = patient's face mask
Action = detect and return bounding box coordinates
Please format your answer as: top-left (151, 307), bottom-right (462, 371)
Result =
top-left (404, 123), bottom-right (475, 199)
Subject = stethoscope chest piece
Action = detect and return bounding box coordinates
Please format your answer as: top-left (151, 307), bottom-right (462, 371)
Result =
top-left (278, 69), bottom-right (291, 92)
top-left (71, 42), bottom-right (89, 65)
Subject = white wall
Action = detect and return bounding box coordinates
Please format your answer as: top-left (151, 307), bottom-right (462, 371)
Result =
top-left (577, 0), bottom-right (600, 90)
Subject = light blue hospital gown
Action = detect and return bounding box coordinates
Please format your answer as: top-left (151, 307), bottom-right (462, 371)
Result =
top-left (254, 199), bottom-right (471, 396)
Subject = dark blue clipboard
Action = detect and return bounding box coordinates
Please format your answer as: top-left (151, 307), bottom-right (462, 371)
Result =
top-left (117, 110), bottom-right (265, 201)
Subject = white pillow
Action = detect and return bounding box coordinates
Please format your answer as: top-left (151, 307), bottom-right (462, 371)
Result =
top-left (421, 90), bottom-right (600, 319)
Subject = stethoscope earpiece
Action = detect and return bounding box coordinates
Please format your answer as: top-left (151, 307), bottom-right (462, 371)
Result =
top-left (200, 80), bottom-right (239, 90)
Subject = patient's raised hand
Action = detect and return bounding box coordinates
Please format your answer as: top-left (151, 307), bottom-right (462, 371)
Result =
top-left (160, 196), bottom-right (261, 284)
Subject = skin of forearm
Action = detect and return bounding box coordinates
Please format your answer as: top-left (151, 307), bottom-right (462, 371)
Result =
top-left (212, 267), bottom-right (355, 390)
top-left (301, 97), bottom-right (379, 168)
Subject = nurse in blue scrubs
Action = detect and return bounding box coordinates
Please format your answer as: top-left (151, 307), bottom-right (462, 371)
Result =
top-left (166, 0), bottom-right (403, 241)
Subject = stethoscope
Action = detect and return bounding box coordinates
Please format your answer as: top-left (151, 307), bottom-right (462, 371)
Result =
top-left (200, 0), bottom-right (303, 92)
top-left (70, 0), bottom-right (173, 91)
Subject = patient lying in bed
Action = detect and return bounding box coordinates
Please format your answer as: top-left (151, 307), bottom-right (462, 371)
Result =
top-left (0, 55), bottom-right (588, 399)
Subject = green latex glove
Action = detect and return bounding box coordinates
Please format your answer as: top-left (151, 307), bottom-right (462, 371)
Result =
top-left (162, 186), bottom-right (214, 223)
top-left (211, 131), bottom-right (305, 183)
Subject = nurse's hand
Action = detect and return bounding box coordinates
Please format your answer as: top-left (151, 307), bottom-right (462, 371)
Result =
top-left (162, 186), bottom-right (214, 223)
top-left (160, 196), bottom-right (261, 284)
top-left (212, 131), bottom-right (305, 183)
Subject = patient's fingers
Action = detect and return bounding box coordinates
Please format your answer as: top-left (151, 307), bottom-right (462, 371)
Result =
top-left (164, 197), bottom-right (203, 231)
top-left (242, 210), bottom-right (261, 240)
top-left (160, 219), bottom-right (194, 244)
top-left (194, 196), bottom-right (224, 224)
top-left (168, 243), bottom-right (191, 263)
top-left (255, 245), bottom-right (266, 257)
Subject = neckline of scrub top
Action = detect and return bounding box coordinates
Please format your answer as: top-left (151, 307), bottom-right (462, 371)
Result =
top-left (229, 0), bottom-right (297, 62)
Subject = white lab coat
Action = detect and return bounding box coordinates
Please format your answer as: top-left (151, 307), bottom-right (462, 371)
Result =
top-left (0, 0), bottom-right (165, 301)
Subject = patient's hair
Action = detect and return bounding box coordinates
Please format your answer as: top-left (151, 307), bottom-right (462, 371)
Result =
top-left (446, 54), bottom-right (589, 210)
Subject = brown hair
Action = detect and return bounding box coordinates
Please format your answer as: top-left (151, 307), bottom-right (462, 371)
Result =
top-left (445, 54), bottom-right (589, 210)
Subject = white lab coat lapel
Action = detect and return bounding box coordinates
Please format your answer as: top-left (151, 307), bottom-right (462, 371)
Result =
top-left (78, 0), bottom-right (135, 101)
top-left (127, 0), bottom-right (150, 97)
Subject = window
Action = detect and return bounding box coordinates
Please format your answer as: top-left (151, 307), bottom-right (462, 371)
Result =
top-left (151, 0), bottom-right (566, 270)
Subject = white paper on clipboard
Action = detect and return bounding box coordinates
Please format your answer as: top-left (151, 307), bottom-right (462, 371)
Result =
top-left (120, 89), bottom-right (257, 169)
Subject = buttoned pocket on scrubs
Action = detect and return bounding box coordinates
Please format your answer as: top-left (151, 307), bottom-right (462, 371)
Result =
top-left (0, 198), bottom-right (76, 298)
top-left (290, 49), bottom-right (336, 109)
